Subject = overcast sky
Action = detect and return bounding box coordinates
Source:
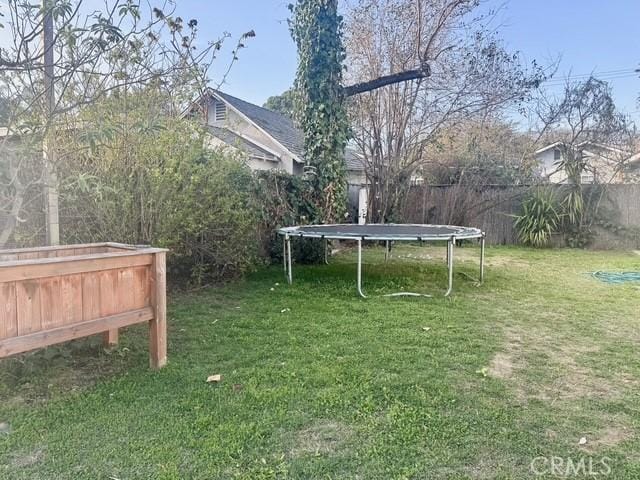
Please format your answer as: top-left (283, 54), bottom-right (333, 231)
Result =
top-left (174, 0), bottom-right (640, 124)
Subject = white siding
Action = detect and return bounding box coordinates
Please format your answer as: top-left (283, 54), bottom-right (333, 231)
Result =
top-left (206, 100), bottom-right (298, 174)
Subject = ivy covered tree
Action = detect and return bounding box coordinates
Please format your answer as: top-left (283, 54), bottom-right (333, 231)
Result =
top-left (289, 0), bottom-right (350, 223)
top-left (263, 88), bottom-right (296, 119)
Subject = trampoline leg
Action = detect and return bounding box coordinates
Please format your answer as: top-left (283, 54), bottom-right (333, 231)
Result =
top-left (283, 238), bottom-right (287, 277)
top-left (445, 238), bottom-right (454, 297)
top-left (445, 240), bottom-right (450, 266)
top-left (384, 240), bottom-right (390, 262)
top-left (479, 234), bottom-right (485, 284)
top-left (324, 238), bottom-right (329, 265)
top-left (357, 238), bottom-right (367, 298)
top-left (286, 235), bottom-right (293, 285)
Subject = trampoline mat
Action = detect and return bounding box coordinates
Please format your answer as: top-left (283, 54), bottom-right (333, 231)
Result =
top-left (280, 224), bottom-right (482, 240)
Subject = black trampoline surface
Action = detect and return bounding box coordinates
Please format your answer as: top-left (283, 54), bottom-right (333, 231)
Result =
top-left (278, 223), bottom-right (483, 240)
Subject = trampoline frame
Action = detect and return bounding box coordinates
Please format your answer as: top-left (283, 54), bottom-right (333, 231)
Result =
top-left (278, 223), bottom-right (485, 298)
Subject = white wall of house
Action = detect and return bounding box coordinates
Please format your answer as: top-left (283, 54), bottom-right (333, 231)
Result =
top-left (205, 136), bottom-right (280, 172)
top-left (536, 149), bottom-right (566, 183)
top-left (536, 147), bottom-right (627, 184)
top-left (346, 169), bottom-right (367, 186)
top-left (207, 100), bottom-right (298, 175)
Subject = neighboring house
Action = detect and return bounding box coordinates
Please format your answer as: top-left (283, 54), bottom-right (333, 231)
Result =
top-left (187, 89), bottom-right (367, 188)
top-left (535, 141), bottom-right (640, 184)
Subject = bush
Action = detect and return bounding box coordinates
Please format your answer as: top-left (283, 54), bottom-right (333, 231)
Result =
top-left (252, 170), bottom-right (325, 264)
top-left (513, 189), bottom-right (561, 247)
top-left (59, 95), bottom-right (259, 285)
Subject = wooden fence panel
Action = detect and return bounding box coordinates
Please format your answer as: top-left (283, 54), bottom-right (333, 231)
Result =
top-left (401, 184), bottom-right (640, 248)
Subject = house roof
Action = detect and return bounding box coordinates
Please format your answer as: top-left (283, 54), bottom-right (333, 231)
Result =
top-left (345, 148), bottom-right (367, 171)
top-left (208, 126), bottom-right (277, 161)
top-left (535, 140), bottom-right (632, 157)
top-left (534, 142), bottom-right (563, 155)
top-left (205, 89), bottom-right (366, 172)
top-left (212, 90), bottom-right (305, 161)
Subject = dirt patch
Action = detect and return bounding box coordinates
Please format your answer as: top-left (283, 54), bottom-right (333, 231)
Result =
top-left (290, 420), bottom-right (352, 458)
top-left (581, 426), bottom-right (633, 453)
top-left (485, 257), bottom-right (531, 269)
top-left (487, 326), bottom-right (636, 404)
top-left (10, 447), bottom-right (45, 468)
top-left (487, 353), bottom-right (514, 380)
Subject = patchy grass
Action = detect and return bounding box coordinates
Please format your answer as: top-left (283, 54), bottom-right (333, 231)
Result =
top-left (1, 245), bottom-right (640, 479)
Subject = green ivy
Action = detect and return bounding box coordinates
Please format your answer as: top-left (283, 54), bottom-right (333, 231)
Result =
top-left (289, 0), bottom-right (349, 223)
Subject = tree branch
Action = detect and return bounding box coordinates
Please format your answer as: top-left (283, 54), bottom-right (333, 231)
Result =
top-left (343, 65), bottom-right (430, 97)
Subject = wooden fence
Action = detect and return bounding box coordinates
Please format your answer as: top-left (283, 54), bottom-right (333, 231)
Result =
top-left (401, 184), bottom-right (640, 249)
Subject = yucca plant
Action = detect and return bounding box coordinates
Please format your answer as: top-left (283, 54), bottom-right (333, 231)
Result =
top-left (513, 189), bottom-right (561, 247)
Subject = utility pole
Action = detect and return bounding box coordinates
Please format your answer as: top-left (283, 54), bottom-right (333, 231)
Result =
top-left (42, 0), bottom-right (59, 245)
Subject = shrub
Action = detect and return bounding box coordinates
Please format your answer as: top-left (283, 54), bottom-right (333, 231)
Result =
top-left (513, 189), bottom-right (561, 247)
top-left (252, 170), bottom-right (325, 264)
top-left (59, 95), bottom-right (259, 285)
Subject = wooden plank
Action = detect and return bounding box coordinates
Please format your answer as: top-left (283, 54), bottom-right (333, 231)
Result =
top-left (16, 280), bottom-right (42, 335)
top-left (99, 269), bottom-right (119, 348)
top-left (98, 269), bottom-right (119, 317)
top-left (60, 274), bottom-right (83, 326)
top-left (132, 266), bottom-right (150, 309)
top-left (0, 282), bottom-right (18, 340)
top-left (40, 276), bottom-right (64, 330)
top-left (0, 307), bottom-right (154, 358)
top-left (82, 272), bottom-right (101, 321)
top-left (103, 329), bottom-right (119, 347)
top-left (0, 242), bottom-right (112, 256)
top-left (149, 252), bottom-right (167, 369)
top-left (116, 268), bottom-right (136, 311)
top-left (0, 253), bottom-right (155, 282)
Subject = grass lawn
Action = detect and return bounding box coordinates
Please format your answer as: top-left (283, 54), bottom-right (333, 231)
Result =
top-left (1, 244), bottom-right (639, 479)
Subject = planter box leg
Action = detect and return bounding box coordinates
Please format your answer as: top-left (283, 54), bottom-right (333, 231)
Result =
top-left (103, 329), bottom-right (119, 347)
top-left (150, 251), bottom-right (167, 369)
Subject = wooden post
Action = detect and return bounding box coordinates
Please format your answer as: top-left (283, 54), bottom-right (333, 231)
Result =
top-left (103, 329), bottom-right (119, 348)
top-left (42, 0), bottom-right (60, 246)
top-left (149, 251), bottom-right (167, 369)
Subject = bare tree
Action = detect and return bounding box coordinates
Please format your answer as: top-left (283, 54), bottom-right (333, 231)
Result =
top-left (343, 0), bottom-right (546, 222)
top-left (532, 76), bottom-right (635, 244)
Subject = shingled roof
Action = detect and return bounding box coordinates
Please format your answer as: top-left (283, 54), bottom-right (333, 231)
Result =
top-left (211, 90), bottom-right (365, 171)
top-left (213, 90), bottom-right (304, 160)
top-left (208, 126), bottom-right (277, 161)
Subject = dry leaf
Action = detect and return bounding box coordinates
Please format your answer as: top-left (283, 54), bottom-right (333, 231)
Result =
top-left (206, 374), bottom-right (222, 383)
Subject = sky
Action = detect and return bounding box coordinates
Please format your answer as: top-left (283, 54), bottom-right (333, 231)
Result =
top-left (175, 0), bottom-right (640, 124)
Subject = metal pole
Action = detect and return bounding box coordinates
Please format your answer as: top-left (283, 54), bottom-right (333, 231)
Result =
top-left (445, 239), bottom-right (450, 266)
top-left (384, 240), bottom-right (390, 262)
top-left (357, 238), bottom-right (366, 298)
top-left (444, 237), bottom-right (454, 297)
top-left (283, 238), bottom-right (287, 277)
top-left (324, 237), bottom-right (329, 265)
top-left (286, 235), bottom-right (292, 285)
top-left (42, 0), bottom-right (59, 245)
top-left (479, 234), bottom-right (485, 283)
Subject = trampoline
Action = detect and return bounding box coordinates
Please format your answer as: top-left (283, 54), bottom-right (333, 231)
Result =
top-left (278, 223), bottom-right (486, 298)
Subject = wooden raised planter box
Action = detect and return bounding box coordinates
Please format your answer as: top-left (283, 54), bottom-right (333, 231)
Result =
top-left (0, 242), bottom-right (168, 369)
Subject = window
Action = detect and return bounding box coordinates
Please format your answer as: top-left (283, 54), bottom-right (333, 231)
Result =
top-left (580, 173), bottom-right (595, 184)
top-left (553, 148), bottom-right (561, 160)
top-left (213, 101), bottom-right (227, 122)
